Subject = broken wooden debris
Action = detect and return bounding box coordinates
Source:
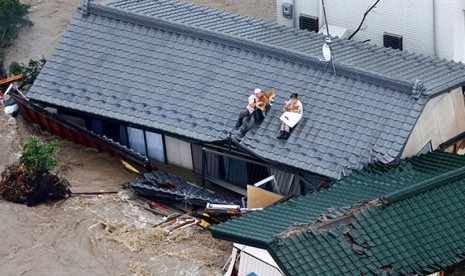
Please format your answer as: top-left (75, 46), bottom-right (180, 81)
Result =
top-left (130, 170), bottom-right (237, 208)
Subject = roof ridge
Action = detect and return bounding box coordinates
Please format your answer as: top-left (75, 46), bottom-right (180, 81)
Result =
top-left (383, 161), bottom-right (465, 204)
top-left (86, 1), bottom-right (418, 94)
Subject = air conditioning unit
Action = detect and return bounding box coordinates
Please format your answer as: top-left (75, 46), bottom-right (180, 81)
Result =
top-left (383, 32), bottom-right (403, 51)
top-left (299, 15), bottom-right (319, 33)
top-left (318, 25), bottom-right (350, 39)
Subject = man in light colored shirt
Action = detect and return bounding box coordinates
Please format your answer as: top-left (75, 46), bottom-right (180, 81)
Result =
top-left (235, 88), bottom-right (264, 131)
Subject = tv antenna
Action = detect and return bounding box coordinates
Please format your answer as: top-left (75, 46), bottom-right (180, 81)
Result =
top-left (319, 0), bottom-right (336, 75)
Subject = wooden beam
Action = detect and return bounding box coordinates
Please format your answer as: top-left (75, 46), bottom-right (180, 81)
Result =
top-left (0, 75), bottom-right (23, 86)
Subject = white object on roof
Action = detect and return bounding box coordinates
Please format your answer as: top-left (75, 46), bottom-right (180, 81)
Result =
top-left (280, 112), bottom-right (302, 128)
top-left (322, 43), bottom-right (332, 61)
top-left (318, 24), bottom-right (350, 39)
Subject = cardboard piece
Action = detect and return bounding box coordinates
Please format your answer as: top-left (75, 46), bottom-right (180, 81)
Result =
top-left (247, 185), bottom-right (283, 208)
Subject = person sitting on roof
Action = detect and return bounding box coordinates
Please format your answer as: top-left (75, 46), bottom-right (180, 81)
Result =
top-left (235, 88), bottom-right (264, 135)
top-left (277, 93), bottom-right (303, 140)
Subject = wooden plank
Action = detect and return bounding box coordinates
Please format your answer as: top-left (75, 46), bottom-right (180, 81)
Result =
top-left (247, 185), bottom-right (283, 208)
top-left (0, 75), bottom-right (23, 86)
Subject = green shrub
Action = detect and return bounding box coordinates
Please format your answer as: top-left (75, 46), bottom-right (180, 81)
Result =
top-left (20, 138), bottom-right (59, 174)
top-left (8, 60), bottom-right (21, 75)
top-left (8, 57), bottom-right (45, 83)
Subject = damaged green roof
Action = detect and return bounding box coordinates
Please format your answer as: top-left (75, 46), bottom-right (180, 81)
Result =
top-left (211, 152), bottom-right (465, 246)
top-left (271, 166), bottom-right (465, 275)
top-left (211, 152), bottom-right (465, 275)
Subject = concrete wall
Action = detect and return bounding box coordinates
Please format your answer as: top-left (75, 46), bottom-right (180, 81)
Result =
top-left (401, 88), bottom-right (465, 158)
top-left (277, 0), bottom-right (465, 62)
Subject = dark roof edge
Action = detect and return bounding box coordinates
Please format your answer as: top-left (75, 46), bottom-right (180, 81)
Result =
top-left (437, 131), bottom-right (465, 151)
top-left (384, 163), bottom-right (465, 204)
top-left (29, 99), bottom-right (212, 144)
top-left (87, 2), bottom-right (415, 94)
top-left (427, 81), bottom-right (465, 98)
top-left (209, 229), bottom-right (270, 248)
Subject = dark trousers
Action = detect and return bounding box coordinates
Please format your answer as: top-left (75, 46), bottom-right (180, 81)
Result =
top-left (236, 109), bottom-right (255, 129)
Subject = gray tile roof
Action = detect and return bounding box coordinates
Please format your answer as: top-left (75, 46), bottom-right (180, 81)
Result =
top-left (27, 0), bottom-right (465, 179)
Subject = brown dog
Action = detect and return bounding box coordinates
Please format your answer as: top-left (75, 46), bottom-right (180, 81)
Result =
top-left (256, 90), bottom-right (276, 116)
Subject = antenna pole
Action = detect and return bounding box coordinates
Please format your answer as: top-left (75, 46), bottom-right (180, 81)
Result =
top-left (321, 0), bottom-right (330, 37)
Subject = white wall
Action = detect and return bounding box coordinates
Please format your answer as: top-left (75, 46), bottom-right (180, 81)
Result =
top-left (278, 0), bottom-right (465, 62)
top-left (238, 250), bottom-right (283, 276)
top-left (452, 0), bottom-right (465, 61)
top-left (402, 88), bottom-right (465, 158)
top-left (165, 136), bottom-right (194, 170)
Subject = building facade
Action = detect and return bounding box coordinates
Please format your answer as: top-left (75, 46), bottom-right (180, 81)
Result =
top-left (277, 0), bottom-right (465, 62)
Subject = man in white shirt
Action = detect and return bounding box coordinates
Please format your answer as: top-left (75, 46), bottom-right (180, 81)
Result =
top-left (235, 88), bottom-right (264, 131)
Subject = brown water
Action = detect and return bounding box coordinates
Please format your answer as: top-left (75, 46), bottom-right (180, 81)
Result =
top-left (0, 193), bottom-right (231, 275)
top-left (0, 114), bottom-right (230, 275)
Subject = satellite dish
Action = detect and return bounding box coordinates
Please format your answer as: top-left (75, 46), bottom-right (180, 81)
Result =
top-left (321, 43), bottom-right (332, 61)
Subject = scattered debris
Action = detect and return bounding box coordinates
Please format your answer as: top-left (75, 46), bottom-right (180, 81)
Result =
top-left (0, 164), bottom-right (71, 206)
top-left (130, 170), bottom-right (237, 208)
top-left (195, 203), bottom-right (263, 228)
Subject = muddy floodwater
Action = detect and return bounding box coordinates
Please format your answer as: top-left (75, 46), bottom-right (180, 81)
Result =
top-left (0, 193), bottom-right (230, 275)
top-left (1, 0), bottom-right (275, 274)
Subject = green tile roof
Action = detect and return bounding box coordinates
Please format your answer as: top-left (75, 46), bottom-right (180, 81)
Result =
top-left (211, 152), bottom-right (465, 247)
top-left (270, 169), bottom-right (465, 275)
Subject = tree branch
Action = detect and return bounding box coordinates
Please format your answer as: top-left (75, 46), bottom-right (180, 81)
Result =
top-left (347, 0), bottom-right (381, 40)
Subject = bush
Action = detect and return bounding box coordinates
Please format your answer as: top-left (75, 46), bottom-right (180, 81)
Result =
top-left (8, 57), bottom-right (46, 83)
top-left (0, 0), bottom-right (33, 48)
top-left (8, 60), bottom-right (21, 75)
top-left (0, 138), bottom-right (71, 206)
top-left (20, 138), bottom-right (59, 174)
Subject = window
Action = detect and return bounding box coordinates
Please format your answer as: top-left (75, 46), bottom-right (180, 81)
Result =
top-left (417, 141), bottom-right (432, 155)
top-left (127, 127), bottom-right (146, 156)
top-left (146, 131), bottom-right (165, 163)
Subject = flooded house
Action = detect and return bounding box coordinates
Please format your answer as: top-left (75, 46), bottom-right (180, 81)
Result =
top-left (23, 0), bottom-right (465, 197)
top-left (212, 152), bottom-right (465, 275)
